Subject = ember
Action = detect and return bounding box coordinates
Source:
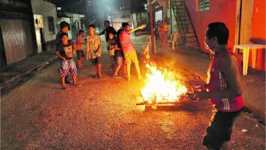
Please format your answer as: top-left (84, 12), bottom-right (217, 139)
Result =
top-left (141, 62), bottom-right (188, 104)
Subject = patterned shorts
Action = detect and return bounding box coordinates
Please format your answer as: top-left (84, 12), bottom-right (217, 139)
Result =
top-left (59, 59), bottom-right (77, 77)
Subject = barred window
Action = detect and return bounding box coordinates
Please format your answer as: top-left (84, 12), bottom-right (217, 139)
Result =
top-left (48, 16), bottom-right (55, 33)
top-left (198, 0), bottom-right (210, 11)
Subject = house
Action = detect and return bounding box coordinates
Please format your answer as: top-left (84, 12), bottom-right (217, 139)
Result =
top-left (184, 0), bottom-right (265, 71)
top-left (57, 12), bottom-right (86, 40)
top-left (0, 0), bottom-right (37, 69)
top-left (31, 0), bottom-right (58, 52)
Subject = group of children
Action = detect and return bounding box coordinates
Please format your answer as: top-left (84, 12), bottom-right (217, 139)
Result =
top-left (55, 21), bottom-right (146, 89)
top-left (55, 21), bottom-right (245, 150)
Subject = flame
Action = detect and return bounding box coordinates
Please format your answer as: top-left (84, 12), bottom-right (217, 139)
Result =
top-left (141, 63), bottom-right (187, 103)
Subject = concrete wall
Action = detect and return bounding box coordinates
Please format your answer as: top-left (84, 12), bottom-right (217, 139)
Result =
top-left (185, 0), bottom-right (266, 71)
top-left (31, 0), bottom-right (57, 51)
top-left (249, 0), bottom-right (266, 70)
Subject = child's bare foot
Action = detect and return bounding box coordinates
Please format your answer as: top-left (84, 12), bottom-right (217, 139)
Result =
top-left (62, 86), bottom-right (68, 90)
top-left (74, 83), bottom-right (82, 87)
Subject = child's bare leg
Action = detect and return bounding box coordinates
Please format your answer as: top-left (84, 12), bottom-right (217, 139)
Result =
top-left (72, 75), bottom-right (77, 84)
top-left (127, 62), bottom-right (131, 80)
top-left (61, 77), bottom-right (66, 88)
top-left (135, 63), bottom-right (142, 79)
top-left (113, 64), bottom-right (122, 76)
top-left (123, 62), bottom-right (127, 76)
top-left (98, 64), bottom-right (102, 77)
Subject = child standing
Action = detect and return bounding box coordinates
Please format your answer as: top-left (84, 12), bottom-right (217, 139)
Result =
top-left (193, 22), bottom-right (244, 150)
top-left (76, 30), bottom-right (85, 68)
top-left (56, 21), bottom-right (72, 83)
top-left (107, 32), bottom-right (116, 72)
top-left (86, 25), bottom-right (102, 78)
top-left (55, 33), bottom-right (81, 90)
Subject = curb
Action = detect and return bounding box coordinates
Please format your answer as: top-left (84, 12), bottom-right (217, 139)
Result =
top-left (0, 56), bottom-right (58, 95)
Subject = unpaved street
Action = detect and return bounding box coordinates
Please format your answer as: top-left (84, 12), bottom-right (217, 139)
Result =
top-left (1, 36), bottom-right (265, 149)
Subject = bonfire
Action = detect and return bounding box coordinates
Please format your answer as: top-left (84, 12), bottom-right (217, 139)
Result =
top-left (140, 45), bottom-right (188, 105)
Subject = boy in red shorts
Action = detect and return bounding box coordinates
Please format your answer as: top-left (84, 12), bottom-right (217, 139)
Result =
top-left (193, 22), bottom-right (244, 150)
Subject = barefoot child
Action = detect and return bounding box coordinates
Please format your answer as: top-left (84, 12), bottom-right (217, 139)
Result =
top-left (193, 22), bottom-right (244, 150)
top-left (76, 30), bottom-right (85, 68)
top-left (107, 32), bottom-right (116, 72)
top-left (86, 25), bottom-right (102, 78)
top-left (56, 33), bottom-right (81, 90)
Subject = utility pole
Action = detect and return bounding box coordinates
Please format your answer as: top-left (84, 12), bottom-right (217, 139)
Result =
top-left (149, 0), bottom-right (156, 54)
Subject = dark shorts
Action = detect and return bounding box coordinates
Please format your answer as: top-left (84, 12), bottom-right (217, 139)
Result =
top-left (76, 50), bottom-right (85, 60)
top-left (203, 108), bottom-right (242, 149)
top-left (91, 57), bottom-right (101, 65)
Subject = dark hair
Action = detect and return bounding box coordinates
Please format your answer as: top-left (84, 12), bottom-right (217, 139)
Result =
top-left (60, 21), bottom-right (70, 30)
top-left (207, 22), bottom-right (229, 45)
top-left (78, 30), bottom-right (84, 35)
top-left (60, 32), bottom-right (68, 39)
top-left (104, 20), bottom-right (110, 24)
top-left (122, 22), bottom-right (129, 28)
top-left (88, 24), bottom-right (95, 29)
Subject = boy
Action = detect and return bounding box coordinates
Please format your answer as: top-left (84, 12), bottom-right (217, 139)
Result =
top-left (76, 30), bottom-right (85, 68)
top-left (107, 32), bottom-right (124, 78)
top-left (193, 22), bottom-right (244, 150)
top-left (119, 22), bottom-right (146, 81)
top-left (56, 21), bottom-right (72, 83)
top-left (55, 33), bottom-right (81, 90)
top-left (86, 25), bottom-right (102, 78)
top-left (107, 32), bottom-right (117, 72)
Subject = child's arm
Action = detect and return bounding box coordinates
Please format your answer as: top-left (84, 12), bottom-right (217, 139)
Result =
top-left (128, 24), bottom-right (146, 33)
top-left (114, 45), bottom-right (121, 51)
top-left (96, 37), bottom-right (102, 55)
top-left (56, 51), bottom-right (66, 61)
top-left (86, 37), bottom-right (90, 60)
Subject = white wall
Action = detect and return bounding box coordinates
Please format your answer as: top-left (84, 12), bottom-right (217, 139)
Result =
top-left (31, 0), bottom-right (57, 42)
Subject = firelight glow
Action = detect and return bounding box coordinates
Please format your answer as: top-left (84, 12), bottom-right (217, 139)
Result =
top-left (141, 63), bottom-right (187, 103)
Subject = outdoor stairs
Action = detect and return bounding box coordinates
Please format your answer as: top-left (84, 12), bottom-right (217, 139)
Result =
top-left (170, 0), bottom-right (200, 49)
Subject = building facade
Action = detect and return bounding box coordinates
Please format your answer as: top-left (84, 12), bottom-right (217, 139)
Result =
top-left (185, 0), bottom-right (266, 71)
top-left (0, 0), bottom-right (37, 68)
top-left (31, 0), bottom-right (58, 52)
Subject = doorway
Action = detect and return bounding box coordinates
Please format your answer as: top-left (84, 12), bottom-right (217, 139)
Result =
top-left (34, 14), bottom-right (45, 53)
top-left (235, 0), bottom-right (254, 53)
top-left (0, 26), bottom-right (7, 69)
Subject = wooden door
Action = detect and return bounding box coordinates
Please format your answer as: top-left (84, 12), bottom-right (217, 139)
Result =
top-left (235, 0), bottom-right (254, 48)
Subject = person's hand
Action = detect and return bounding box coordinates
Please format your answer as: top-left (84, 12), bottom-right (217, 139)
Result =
top-left (193, 91), bottom-right (210, 100)
top-left (139, 24), bottom-right (146, 29)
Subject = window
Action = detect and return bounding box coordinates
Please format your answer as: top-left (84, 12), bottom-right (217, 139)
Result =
top-left (48, 16), bottom-right (55, 33)
top-left (198, 0), bottom-right (210, 11)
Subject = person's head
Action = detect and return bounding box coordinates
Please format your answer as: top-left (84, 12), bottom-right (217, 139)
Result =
top-left (78, 30), bottom-right (84, 37)
top-left (108, 32), bottom-right (115, 40)
top-left (60, 21), bottom-right (70, 33)
top-left (60, 33), bottom-right (69, 44)
top-left (122, 22), bottom-right (130, 30)
top-left (205, 22), bottom-right (229, 52)
top-left (88, 25), bottom-right (96, 34)
top-left (104, 20), bottom-right (110, 28)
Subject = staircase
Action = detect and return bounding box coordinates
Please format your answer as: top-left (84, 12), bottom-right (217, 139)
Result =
top-left (170, 0), bottom-right (200, 48)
